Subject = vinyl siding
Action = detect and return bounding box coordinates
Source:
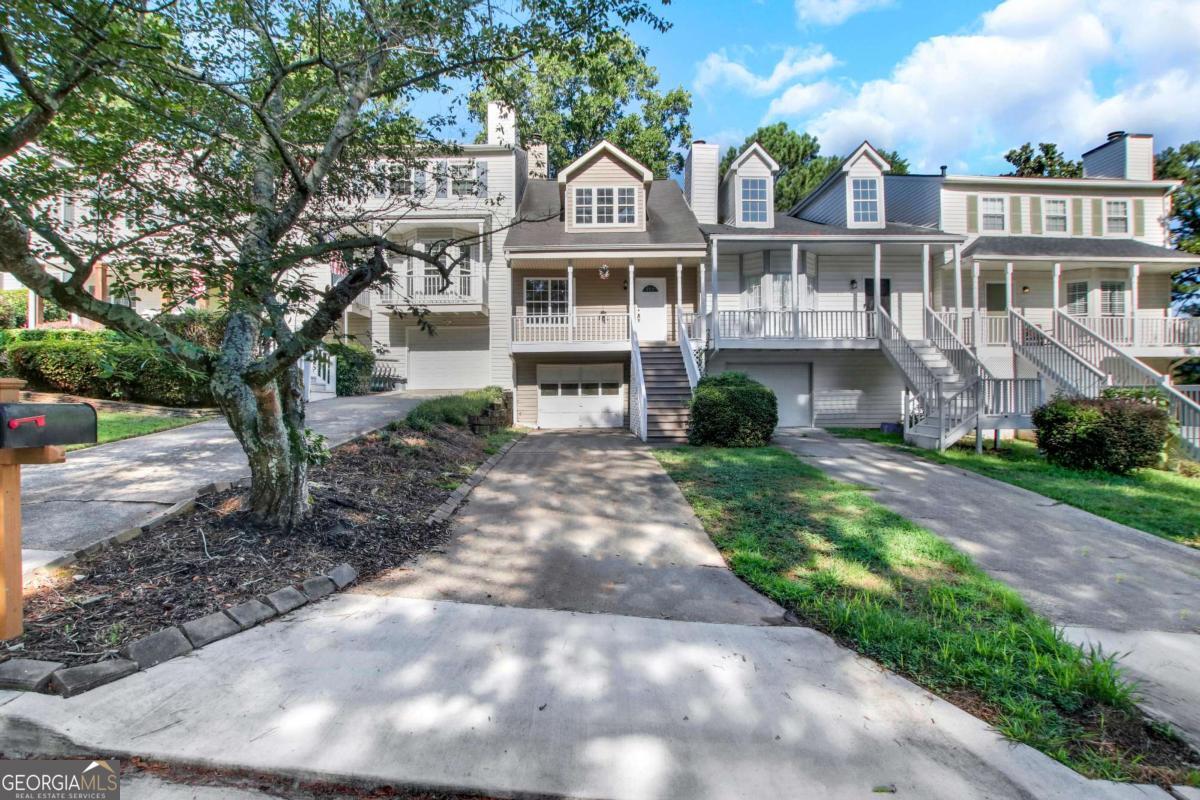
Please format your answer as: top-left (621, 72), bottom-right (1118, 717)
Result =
top-left (1126, 136), bottom-right (1155, 181)
top-left (719, 152), bottom-right (775, 227)
top-left (511, 262), bottom-right (699, 325)
top-left (884, 176), bottom-right (941, 226)
top-left (1082, 140), bottom-right (1126, 179)
top-left (812, 252), bottom-right (925, 339)
top-left (563, 153), bottom-right (647, 234)
top-left (684, 143), bottom-right (720, 224)
top-left (513, 353), bottom-right (630, 427)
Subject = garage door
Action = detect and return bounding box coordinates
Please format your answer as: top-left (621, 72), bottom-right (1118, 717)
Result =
top-left (407, 326), bottom-right (489, 390)
top-left (537, 363), bottom-right (623, 428)
top-left (727, 362), bottom-right (812, 427)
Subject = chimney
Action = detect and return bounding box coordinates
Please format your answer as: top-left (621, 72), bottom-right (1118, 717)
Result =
top-left (526, 137), bottom-right (549, 180)
top-left (685, 140), bottom-right (720, 224)
top-left (486, 101), bottom-right (516, 147)
top-left (939, 165), bottom-right (947, 177)
top-left (1082, 132), bottom-right (1154, 181)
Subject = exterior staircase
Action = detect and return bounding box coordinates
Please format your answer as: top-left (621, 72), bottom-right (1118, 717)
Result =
top-left (638, 342), bottom-right (692, 443)
top-left (903, 339), bottom-right (969, 449)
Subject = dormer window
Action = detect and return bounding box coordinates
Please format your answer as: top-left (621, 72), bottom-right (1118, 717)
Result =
top-left (741, 178), bottom-right (769, 223)
top-left (617, 188), bottom-right (636, 223)
top-left (574, 186), bottom-right (637, 226)
top-left (851, 179), bottom-right (879, 224)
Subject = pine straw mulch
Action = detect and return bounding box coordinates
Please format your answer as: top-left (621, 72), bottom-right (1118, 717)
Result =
top-left (4, 422), bottom-right (499, 669)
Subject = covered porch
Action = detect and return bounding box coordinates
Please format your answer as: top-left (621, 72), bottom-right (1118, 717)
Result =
top-left (375, 216), bottom-right (489, 313)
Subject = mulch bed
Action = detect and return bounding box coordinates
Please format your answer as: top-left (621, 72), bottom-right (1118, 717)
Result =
top-left (4, 422), bottom-right (493, 668)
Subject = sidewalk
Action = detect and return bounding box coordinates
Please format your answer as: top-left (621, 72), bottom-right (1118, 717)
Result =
top-left (20, 391), bottom-right (440, 576)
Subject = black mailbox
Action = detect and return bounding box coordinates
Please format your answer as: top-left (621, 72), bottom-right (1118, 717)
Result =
top-left (0, 403), bottom-right (97, 449)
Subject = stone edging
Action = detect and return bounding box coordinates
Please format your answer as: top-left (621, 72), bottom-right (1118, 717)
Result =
top-left (425, 434), bottom-right (522, 525)
top-left (0, 563), bottom-right (358, 698)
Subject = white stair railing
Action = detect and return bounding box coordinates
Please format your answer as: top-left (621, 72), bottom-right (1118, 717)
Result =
top-left (677, 308), bottom-right (701, 390)
top-left (1009, 310), bottom-right (1108, 398)
top-left (1053, 311), bottom-right (1200, 460)
top-left (301, 346), bottom-right (338, 402)
top-left (630, 328), bottom-right (648, 441)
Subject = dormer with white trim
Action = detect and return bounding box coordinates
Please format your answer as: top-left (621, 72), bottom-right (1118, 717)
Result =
top-left (719, 142), bottom-right (780, 228)
top-left (789, 141), bottom-right (892, 229)
top-left (558, 140), bottom-right (654, 234)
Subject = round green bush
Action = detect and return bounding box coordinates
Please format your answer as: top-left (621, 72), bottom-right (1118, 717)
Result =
top-left (326, 340), bottom-right (375, 396)
top-left (687, 371), bottom-right (778, 447)
top-left (1032, 395), bottom-right (1170, 474)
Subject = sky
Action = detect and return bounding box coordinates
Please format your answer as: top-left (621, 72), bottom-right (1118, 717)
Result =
top-left (621, 0), bottom-right (1200, 175)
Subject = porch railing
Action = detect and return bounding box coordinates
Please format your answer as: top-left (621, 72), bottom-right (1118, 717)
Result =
top-left (378, 272), bottom-right (485, 306)
top-left (983, 378), bottom-right (1042, 417)
top-left (1071, 315), bottom-right (1200, 348)
top-left (1010, 310), bottom-right (1107, 397)
top-left (933, 311), bottom-right (1009, 347)
top-left (715, 309), bottom-right (872, 340)
top-left (677, 309), bottom-right (701, 390)
top-left (630, 328), bottom-right (648, 441)
top-left (511, 313), bottom-right (631, 344)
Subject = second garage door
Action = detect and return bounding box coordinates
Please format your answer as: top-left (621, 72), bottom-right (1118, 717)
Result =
top-left (407, 326), bottom-right (490, 390)
top-left (537, 363), bottom-right (624, 428)
top-left (727, 362), bottom-right (812, 427)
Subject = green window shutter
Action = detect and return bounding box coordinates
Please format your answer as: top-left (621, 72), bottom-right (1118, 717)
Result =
top-left (966, 194), bottom-right (978, 233)
top-left (1010, 196), bottom-right (1023, 234)
top-left (1071, 198), bottom-right (1084, 234)
top-left (1091, 198), bottom-right (1103, 235)
top-left (1134, 199), bottom-right (1146, 237)
top-left (1029, 197), bottom-right (1042, 234)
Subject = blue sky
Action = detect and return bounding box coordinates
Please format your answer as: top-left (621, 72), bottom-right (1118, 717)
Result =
top-left (619, 0), bottom-right (1200, 174)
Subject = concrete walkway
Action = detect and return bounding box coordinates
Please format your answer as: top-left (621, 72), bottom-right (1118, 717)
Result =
top-left (774, 429), bottom-right (1200, 745)
top-left (362, 430), bottom-right (786, 626)
top-left (20, 391), bottom-right (443, 575)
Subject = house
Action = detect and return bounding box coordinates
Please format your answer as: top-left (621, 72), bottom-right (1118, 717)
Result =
top-left (686, 132), bottom-right (1200, 454)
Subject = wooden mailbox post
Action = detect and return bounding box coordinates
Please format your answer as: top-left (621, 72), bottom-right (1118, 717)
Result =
top-left (0, 378), bottom-right (96, 640)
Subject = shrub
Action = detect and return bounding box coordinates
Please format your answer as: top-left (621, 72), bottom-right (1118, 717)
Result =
top-left (1032, 395), bottom-right (1170, 474)
top-left (157, 309), bottom-right (228, 349)
top-left (0, 290), bottom-right (28, 328)
top-left (325, 341), bottom-right (375, 396)
top-left (688, 371), bottom-right (778, 447)
top-left (406, 387), bottom-right (505, 432)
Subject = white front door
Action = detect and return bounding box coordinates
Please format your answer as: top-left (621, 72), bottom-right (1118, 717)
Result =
top-left (635, 278), bottom-right (667, 341)
top-left (537, 363), bottom-right (624, 428)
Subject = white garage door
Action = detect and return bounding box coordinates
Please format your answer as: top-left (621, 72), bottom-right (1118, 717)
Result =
top-left (728, 362), bottom-right (812, 427)
top-left (537, 363), bottom-right (624, 428)
top-left (407, 326), bottom-right (490, 390)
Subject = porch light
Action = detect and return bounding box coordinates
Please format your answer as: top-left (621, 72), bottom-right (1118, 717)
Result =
top-left (1022, 286), bottom-right (1030, 294)
top-left (849, 279), bottom-right (858, 290)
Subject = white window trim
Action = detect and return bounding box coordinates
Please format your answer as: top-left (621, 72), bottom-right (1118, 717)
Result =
top-left (523, 276), bottom-right (570, 323)
top-left (979, 195), bottom-right (1007, 233)
top-left (844, 175), bottom-right (885, 229)
top-left (738, 177), bottom-right (771, 227)
top-left (1064, 280), bottom-right (1089, 316)
top-left (572, 185), bottom-right (638, 227)
top-left (1100, 280), bottom-right (1127, 317)
top-left (1042, 197), bottom-right (1069, 236)
top-left (1103, 199), bottom-right (1131, 237)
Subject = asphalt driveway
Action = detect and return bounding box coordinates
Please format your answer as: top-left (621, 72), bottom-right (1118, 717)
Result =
top-left (363, 430), bottom-right (787, 626)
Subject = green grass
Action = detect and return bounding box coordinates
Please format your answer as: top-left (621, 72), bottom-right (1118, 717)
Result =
top-left (405, 387), bottom-right (505, 432)
top-left (828, 429), bottom-right (1200, 549)
top-left (483, 427), bottom-right (523, 455)
top-left (654, 445), bottom-right (1187, 783)
top-left (68, 410), bottom-right (211, 451)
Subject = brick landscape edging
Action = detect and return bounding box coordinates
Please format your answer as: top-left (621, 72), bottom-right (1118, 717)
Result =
top-left (425, 434), bottom-right (523, 525)
top-left (0, 563), bottom-right (359, 698)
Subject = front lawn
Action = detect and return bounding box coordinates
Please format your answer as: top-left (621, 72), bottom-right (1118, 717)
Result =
top-left (68, 410), bottom-right (212, 451)
top-left (828, 429), bottom-right (1200, 549)
top-left (654, 445), bottom-right (1198, 785)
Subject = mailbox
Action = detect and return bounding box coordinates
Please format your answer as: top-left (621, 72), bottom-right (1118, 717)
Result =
top-left (0, 403), bottom-right (97, 449)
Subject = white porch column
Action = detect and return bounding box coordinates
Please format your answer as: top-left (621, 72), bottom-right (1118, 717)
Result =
top-left (675, 259), bottom-right (683, 319)
top-left (698, 258), bottom-right (707, 340)
top-left (791, 243), bottom-right (800, 339)
top-left (953, 243), bottom-right (963, 330)
top-left (1005, 262), bottom-right (1014, 311)
top-left (567, 261), bottom-right (575, 342)
top-left (971, 260), bottom-right (981, 349)
top-left (1129, 263), bottom-right (1140, 345)
top-left (627, 262), bottom-right (635, 339)
top-left (25, 290), bottom-right (36, 330)
top-left (1052, 262), bottom-right (1062, 312)
top-left (711, 239), bottom-right (720, 349)
top-left (873, 243), bottom-right (883, 332)
top-left (921, 243), bottom-right (930, 335)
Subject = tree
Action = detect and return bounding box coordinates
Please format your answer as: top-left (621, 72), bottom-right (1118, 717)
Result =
top-left (1155, 142), bottom-right (1200, 317)
top-left (1003, 142), bottom-right (1082, 178)
top-left (467, 31), bottom-right (690, 178)
top-left (0, 0), bottom-right (666, 530)
top-left (719, 124), bottom-right (909, 211)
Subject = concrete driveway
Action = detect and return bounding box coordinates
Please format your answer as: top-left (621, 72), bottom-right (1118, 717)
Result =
top-left (21, 391), bottom-right (441, 574)
top-left (363, 430), bottom-right (787, 626)
top-left (774, 428), bottom-right (1200, 746)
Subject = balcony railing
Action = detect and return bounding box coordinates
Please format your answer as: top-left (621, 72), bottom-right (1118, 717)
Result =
top-left (378, 273), bottom-right (484, 306)
top-left (511, 313), bottom-right (631, 345)
top-left (1072, 315), bottom-right (1200, 348)
top-left (715, 309), bottom-right (872, 340)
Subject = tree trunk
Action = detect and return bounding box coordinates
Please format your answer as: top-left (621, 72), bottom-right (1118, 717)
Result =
top-left (212, 350), bottom-right (310, 532)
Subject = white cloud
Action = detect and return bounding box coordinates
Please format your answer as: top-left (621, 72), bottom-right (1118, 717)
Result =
top-left (694, 47), bottom-right (837, 98)
top-left (774, 0), bottom-right (1200, 170)
top-left (764, 81), bottom-right (843, 121)
top-left (794, 0), bottom-right (892, 26)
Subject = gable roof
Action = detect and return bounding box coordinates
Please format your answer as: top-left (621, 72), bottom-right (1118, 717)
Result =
top-left (788, 140), bottom-right (893, 217)
top-left (556, 140), bottom-right (653, 186)
top-left (505, 179), bottom-right (707, 252)
top-left (726, 141), bottom-right (780, 174)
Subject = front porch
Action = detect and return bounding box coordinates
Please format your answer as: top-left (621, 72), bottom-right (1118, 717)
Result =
top-left (376, 216), bottom-right (490, 314)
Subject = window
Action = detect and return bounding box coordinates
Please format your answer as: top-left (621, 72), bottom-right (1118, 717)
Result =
top-left (525, 277), bottom-right (568, 320)
top-left (574, 188), bottom-right (593, 224)
top-left (1044, 198), bottom-right (1067, 233)
top-left (596, 188), bottom-right (614, 223)
top-left (1066, 281), bottom-right (1089, 316)
top-left (741, 178), bottom-right (768, 223)
top-left (1101, 281), bottom-right (1126, 316)
top-left (981, 196), bottom-right (1006, 231)
top-left (1106, 200), bottom-right (1129, 234)
top-left (618, 188), bottom-right (636, 223)
top-left (451, 164), bottom-right (475, 196)
top-left (60, 195), bottom-right (76, 227)
top-left (851, 178), bottom-right (879, 224)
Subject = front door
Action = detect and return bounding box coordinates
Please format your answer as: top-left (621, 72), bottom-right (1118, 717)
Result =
top-left (863, 278), bottom-right (891, 314)
top-left (635, 278), bottom-right (667, 341)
